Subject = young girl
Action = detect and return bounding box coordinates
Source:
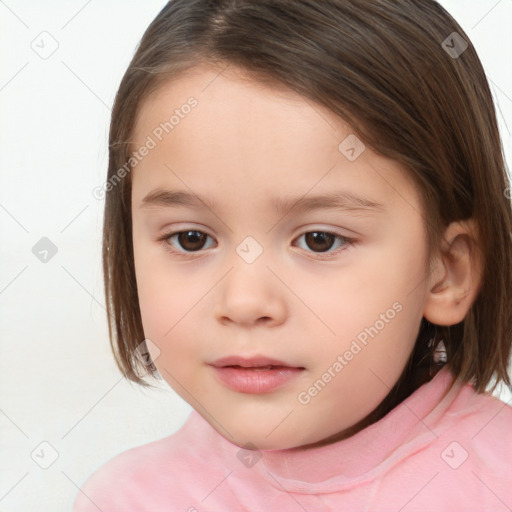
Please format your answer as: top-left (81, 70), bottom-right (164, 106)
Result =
top-left (74, 1), bottom-right (512, 510)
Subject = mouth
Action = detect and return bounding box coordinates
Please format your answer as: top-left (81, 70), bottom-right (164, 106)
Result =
top-left (224, 365), bottom-right (291, 371)
top-left (209, 355), bottom-right (305, 370)
top-left (208, 355), bottom-right (305, 394)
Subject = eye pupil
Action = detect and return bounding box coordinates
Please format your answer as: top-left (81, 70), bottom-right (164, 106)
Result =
top-left (178, 231), bottom-right (206, 251)
top-left (305, 232), bottom-right (334, 252)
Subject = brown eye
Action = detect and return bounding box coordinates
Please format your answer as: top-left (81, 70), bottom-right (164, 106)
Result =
top-left (177, 231), bottom-right (207, 251)
top-left (161, 230), bottom-right (214, 253)
top-left (303, 232), bottom-right (336, 252)
top-left (295, 231), bottom-right (352, 256)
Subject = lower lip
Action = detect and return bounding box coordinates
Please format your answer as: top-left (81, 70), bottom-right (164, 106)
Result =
top-left (210, 365), bottom-right (304, 393)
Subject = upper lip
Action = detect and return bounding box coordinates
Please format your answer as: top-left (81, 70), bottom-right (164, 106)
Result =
top-left (209, 355), bottom-right (304, 369)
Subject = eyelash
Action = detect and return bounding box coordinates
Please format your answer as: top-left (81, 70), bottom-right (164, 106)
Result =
top-left (157, 229), bottom-right (356, 260)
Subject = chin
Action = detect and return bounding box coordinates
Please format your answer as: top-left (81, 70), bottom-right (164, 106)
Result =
top-left (229, 423), bottom-right (313, 451)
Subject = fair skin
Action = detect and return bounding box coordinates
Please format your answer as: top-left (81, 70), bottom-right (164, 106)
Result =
top-left (130, 63), bottom-right (481, 451)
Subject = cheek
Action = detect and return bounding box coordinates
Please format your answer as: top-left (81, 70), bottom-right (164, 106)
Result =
top-left (132, 250), bottom-right (207, 376)
top-left (136, 273), bottom-right (190, 345)
top-left (137, 279), bottom-right (199, 382)
top-left (317, 236), bottom-right (424, 329)
top-left (311, 232), bottom-right (426, 376)
top-left (133, 245), bottom-right (179, 347)
top-left (133, 230), bottom-right (181, 330)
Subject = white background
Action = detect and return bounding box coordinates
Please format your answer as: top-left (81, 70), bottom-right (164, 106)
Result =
top-left (0, 1), bottom-right (511, 510)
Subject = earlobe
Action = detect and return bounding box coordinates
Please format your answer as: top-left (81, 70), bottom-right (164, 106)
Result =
top-left (423, 219), bottom-right (482, 326)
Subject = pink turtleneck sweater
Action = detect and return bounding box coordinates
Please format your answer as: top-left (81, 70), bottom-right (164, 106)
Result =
top-left (73, 366), bottom-right (512, 511)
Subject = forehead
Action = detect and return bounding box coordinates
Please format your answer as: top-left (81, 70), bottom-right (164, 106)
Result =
top-left (133, 62), bottom-right (341, 152)
top-left (131, 63), bottom-right (422, 219)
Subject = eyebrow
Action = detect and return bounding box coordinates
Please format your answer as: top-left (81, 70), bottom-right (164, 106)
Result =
top-left (139, 188), bottom-right (386, 215)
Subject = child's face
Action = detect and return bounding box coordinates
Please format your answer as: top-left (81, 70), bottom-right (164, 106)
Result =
top-left (131, 63), bottom-right (432, 450)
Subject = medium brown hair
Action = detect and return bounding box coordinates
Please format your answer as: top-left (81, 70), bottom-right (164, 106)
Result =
top-left (102, 0), bottom-right (512, 420)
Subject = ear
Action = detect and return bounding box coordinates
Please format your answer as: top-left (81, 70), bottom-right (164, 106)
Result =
top-left (423, 218), bottom-right (483, 326)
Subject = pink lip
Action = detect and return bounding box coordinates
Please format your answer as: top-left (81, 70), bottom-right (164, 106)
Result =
top-left (208, 355), bottom-right (305, 394)
top-left (210, 355), bottom-right (301, 368)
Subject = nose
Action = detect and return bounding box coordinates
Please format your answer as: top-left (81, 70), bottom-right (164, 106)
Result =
top-left (214, 261), bottom-right (287, 327)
